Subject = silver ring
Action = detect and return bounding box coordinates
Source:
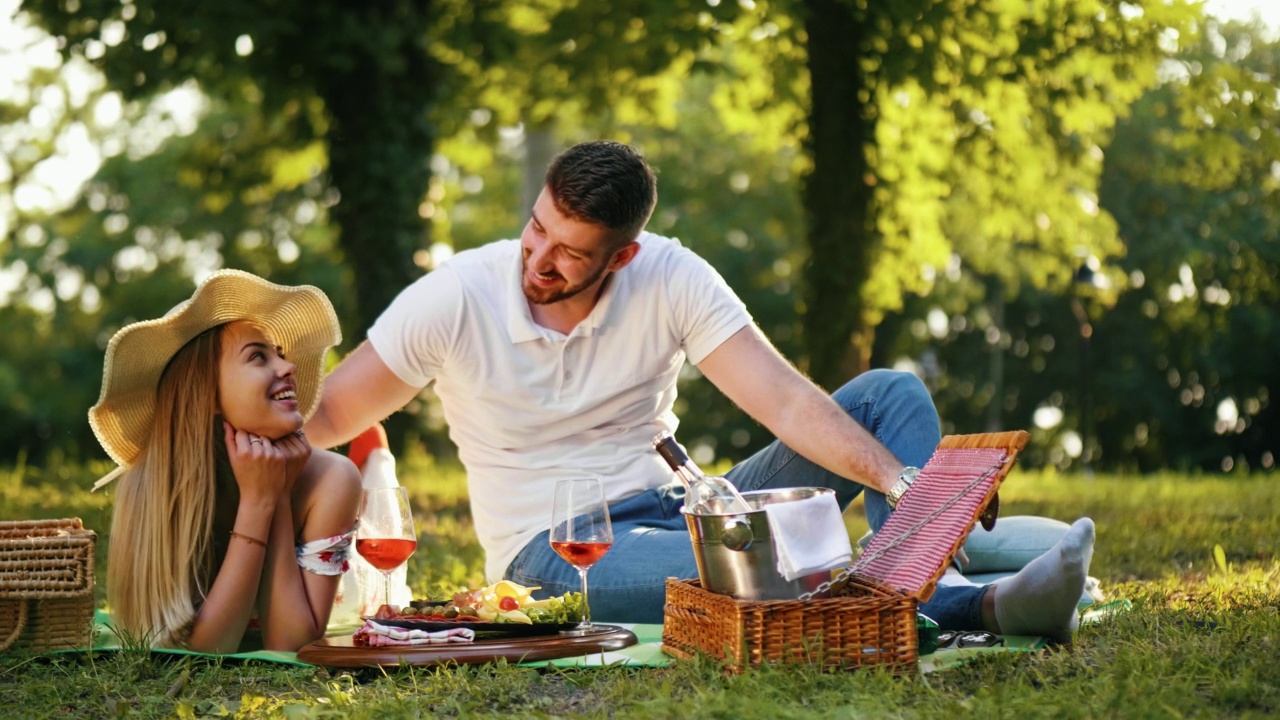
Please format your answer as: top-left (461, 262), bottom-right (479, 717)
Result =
top-left (249, 439), bottom-right (263, 445)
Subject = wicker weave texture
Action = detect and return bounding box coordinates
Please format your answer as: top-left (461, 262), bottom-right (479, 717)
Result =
top-left (0, 519), bottom-right (97, 653)
top-left (662, 577), bottom-right (918, 673)
top-left (660, 431), bottom-right (1031, 673)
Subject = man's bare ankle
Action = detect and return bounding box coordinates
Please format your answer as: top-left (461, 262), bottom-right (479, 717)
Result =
top-left (980, 585), bottom-right (1002, 634)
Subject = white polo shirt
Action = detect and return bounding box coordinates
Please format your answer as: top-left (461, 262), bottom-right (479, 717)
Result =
top-left (367, 232), bottom-right (753, 581)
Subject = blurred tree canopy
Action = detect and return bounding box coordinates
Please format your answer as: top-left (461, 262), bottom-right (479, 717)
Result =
top-left (1090, 17), bottom-right (1280, 472)
top-left (764, 0), bottom-right (1198, 389)
top-left (2, 0), bottom-right (1275, 473)
top-left (878, 17), bottom-right (1280, 472)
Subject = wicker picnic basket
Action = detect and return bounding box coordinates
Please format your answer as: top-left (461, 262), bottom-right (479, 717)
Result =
top-left (662, 431), bottom-right (1030, 673)
top-left (0, 518), bottom-right (97, 653)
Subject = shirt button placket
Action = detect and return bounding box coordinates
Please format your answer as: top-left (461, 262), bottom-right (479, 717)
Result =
top-left (560, 336), bottom-right (580, 397)
top-left (555, 340), bottom-right (569, 400)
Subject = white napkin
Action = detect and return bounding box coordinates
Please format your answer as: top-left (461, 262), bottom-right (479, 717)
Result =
top-left (353, 620), bottom-right (476, 647)
top-left (764, 493), bottom-right (854, 582)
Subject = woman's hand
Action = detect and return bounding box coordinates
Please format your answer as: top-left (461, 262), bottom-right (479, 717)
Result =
top-left (191, 422), bottom-right (284, 650)
top-left (223, 420), bottom-right (289, 505)
top-left (274, 430), bottom-right (313, 494)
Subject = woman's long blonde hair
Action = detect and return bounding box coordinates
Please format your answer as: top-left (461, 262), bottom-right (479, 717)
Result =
top-left (107, 325), bottom-right (228, 647)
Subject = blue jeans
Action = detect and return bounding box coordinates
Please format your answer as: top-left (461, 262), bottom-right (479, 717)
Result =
top-left (504, 369), bottom-right (987, 629)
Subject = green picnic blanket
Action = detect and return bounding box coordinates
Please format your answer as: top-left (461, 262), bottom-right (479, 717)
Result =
top-left (75, 613), bottom-right (671, 668)
top-left (58, 605), bottom-right (1135, 671)
top-left (78, 610), bottom-right (315, 667)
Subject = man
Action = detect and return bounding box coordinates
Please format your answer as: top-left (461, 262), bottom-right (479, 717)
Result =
top-left (306, 141), bottom-right (1093, 639)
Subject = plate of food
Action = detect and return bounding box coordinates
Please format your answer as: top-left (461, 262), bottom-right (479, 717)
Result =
top-left (368, 617), bottom-right (579, 636)
top-left (362, 581), bottom-right (586, 636)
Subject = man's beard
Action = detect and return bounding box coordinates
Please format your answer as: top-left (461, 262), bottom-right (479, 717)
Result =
top-left (522, 256), bottom-right (610, 305)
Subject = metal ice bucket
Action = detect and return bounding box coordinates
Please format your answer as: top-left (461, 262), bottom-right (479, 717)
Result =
top-left (682, 487), bottom-right (836, 601)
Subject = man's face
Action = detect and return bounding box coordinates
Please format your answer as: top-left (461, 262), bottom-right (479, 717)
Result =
top-left (520, 189), bottom-right (619, 306)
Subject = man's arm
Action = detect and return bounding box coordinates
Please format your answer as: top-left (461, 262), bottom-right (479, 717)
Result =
top-left (304, 342), bottom-right (421, 450)
top-left (695, 325), bottom-right (903, 494)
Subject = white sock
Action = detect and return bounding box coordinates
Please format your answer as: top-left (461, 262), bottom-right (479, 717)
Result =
top-left (992, 517), bottom-right (1095, 642)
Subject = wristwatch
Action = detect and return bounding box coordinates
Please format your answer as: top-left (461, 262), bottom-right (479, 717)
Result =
top-left (885, 466), bottom-right (920, 510)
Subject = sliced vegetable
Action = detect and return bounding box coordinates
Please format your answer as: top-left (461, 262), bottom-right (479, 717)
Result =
top-left (403, 582), bottom-right (583, 625)
top-left (497, 608), bottom-right (533, 624)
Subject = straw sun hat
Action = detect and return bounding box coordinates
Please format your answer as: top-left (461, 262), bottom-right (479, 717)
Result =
top-left (88, 269), bottom-right (342, 489)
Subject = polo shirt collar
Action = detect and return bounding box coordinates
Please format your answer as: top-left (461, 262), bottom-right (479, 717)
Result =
top-left (578, 270), bottom-right (620, 335)
top-left (506, 250), bottom-right (544, 344)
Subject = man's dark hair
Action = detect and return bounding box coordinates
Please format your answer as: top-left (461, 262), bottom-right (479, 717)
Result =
top-left (544, 141), bottom-right (657, 249)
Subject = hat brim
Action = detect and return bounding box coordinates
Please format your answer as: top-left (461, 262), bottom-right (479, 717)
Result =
top-left (88, 269), bottom-right (342, 471)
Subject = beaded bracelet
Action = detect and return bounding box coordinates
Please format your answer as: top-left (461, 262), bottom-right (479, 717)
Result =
top-left (230, 530), bottom-right (268, 549)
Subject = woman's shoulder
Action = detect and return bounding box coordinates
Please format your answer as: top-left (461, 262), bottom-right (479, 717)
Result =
top-left (293, 448), bottom-right (363, 529)
top-left (309, 447), bottom-right (361, 476)
top-left (300, 448), bottom-right (362, 495)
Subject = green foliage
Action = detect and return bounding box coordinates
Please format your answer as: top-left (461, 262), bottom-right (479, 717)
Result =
top-left (524, 592), bottom-right (584, 625)
top-left (10, 0), bottom-right (758, 463)
top-left (725, 0), bottom-right (1201, 386)
top-left (4, 0), bottom-right (1276, 474)
top-left (451, 0), bottom-right (744, 130)
top-left (21, 0), bottom-right (441, 337)
top-left (1091, 17), bottom-right (1280, 472)
top-left (0, 84), bottom-right (351, 462)
top-left (616, 77), bottom-right (809, 460)
top-left (901, 17), bottom-right (1280, 472)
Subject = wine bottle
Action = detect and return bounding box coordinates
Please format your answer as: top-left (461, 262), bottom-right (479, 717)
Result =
top-left (651, 431), bottom-right (753, 515)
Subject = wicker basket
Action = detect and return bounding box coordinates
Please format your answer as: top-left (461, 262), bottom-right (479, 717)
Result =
top-left (662, 431), bottom-right (1030, 673)
top-left (0, 519), bottom-right (97, 653)
top-left (663, 575), bottom-right (920, 672)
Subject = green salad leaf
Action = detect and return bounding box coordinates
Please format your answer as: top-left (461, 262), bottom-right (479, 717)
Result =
top-left (526, 591), bottom-right (584, 624)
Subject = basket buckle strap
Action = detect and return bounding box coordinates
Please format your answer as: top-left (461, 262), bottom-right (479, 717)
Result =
top-left (797, 565), bottom-right (856, 602)
top-left (0, 600), bottom-right (30, 653)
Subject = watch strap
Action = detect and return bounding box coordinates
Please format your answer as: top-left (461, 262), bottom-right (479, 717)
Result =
top-left (885, 466), bottom-right (920, 510)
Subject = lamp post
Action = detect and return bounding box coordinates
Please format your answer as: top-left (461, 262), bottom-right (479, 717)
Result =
top-left (1071, 257), bottom-right (1101, 475)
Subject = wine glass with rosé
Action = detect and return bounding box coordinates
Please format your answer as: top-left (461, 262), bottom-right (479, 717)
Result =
top-left (550, 477), bottom-right (614, 634)
top-left (356, 487), bottom-right (417, 610)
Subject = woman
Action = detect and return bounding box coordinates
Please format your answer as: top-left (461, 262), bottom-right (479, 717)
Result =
top-left (89, 270), bottom-right (362, 652)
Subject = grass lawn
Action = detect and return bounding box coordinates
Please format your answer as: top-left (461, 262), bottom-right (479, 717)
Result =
top-left (2, 452), bottom-right (1277, 719)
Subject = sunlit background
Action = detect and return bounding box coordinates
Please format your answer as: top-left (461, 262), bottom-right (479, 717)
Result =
top-left (2, 0), bottom-right (1277, 474)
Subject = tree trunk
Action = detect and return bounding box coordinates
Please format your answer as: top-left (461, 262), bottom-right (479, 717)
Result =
top-left (522, 122), bottom-right (557, 217)
top-left (312, 1), bottom-right (437, 453)
top-left (800, 0), bottom-right (875, 391)
top-left (317, 3), bottom-right (436, 340)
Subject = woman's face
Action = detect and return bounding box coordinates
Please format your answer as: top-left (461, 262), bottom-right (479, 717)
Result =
top-left (217, 321), bottom-right (302, 439)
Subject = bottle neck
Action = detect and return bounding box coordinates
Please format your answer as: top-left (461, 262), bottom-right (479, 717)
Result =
top-left (670, 463), bottom-right (705, 491)
top-left (655, 437), bottom-right (703, 473)
top-left (652, 432), bottom-right (750, 515)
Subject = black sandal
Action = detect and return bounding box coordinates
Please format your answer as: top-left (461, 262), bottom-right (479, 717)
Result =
top-left (955, 630), bottom-right (1005, 649)
top-left (935, 630), bottom-right (1005, 650)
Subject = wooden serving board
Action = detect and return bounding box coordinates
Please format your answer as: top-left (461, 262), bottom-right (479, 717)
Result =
top-left (297, 624), bottom-right (638, 668)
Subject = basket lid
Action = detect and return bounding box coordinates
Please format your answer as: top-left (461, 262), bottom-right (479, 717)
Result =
top-left (850, 431), bottom-right (1029, 603)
